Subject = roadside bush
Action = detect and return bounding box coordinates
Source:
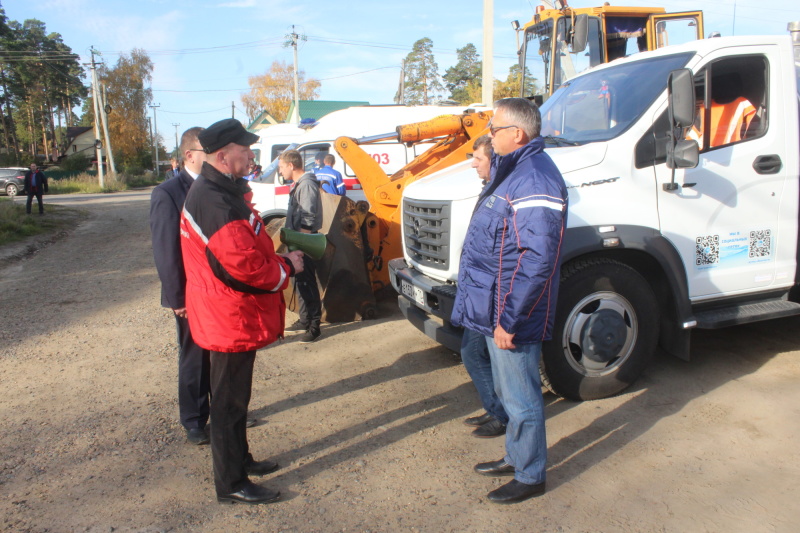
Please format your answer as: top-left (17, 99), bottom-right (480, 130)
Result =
top-left (48, 172), bottom-right (126, 194)
top-left (60, 153), bottom-right (91, 172)
top-left (122, 164), bottom-right (145, 176)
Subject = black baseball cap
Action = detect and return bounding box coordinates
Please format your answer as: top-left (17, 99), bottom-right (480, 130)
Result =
top-left (199, 119), bottom-right (259, 154)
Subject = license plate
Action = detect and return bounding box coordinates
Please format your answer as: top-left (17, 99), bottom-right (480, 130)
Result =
top-left (401, 280), bottom-right (425, 307)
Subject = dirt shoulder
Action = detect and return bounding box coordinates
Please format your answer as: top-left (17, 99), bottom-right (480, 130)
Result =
top-left (0, 189), bottom-right (798, 532)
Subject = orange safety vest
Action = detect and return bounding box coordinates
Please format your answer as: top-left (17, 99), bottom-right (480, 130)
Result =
top-left (688, 97), bottom-right (756, 147)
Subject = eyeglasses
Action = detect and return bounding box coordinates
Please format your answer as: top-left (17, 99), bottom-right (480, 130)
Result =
top-left (487, 120), bottom-right (519, 136)
top-left (187, 148), bottom-right (205, 152)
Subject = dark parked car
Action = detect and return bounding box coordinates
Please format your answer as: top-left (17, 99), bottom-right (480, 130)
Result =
top-left (0, 167), bottom-right (27, 197)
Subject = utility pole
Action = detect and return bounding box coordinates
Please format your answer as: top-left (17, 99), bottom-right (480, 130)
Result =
top-left (89, 47), bottom-right (105, 187)
top-left (395, 59), bottom-right (406, 104)
top-left (285, 26), bottom-right (306, 124)
top-left (482, 0), bottom-right (494, 108)
top-left (150, 104), bottom-right (160, 176)
top-left (100, 83), bottom-right (117, 175)
top-left (172, 123), bottom-right (180, 157)
top-left (148, 117), bottom-right (155, 173)
top-left (231, 101), bottom-right (235, 119)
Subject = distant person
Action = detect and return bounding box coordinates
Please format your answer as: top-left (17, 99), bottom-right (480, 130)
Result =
top-left (150, 127), bottom-right (213, 446)
top-left (461, 135), bottom-right (508, 440)
top-left (314, 151), bottom-right (326, 171)
top-left (24, 164), bottom-right (48, 215)
top-left (180, 118), bottom-right (304, 505)
top-left (244, 164), bottom-right (262, 181)
top-left (167, 159), bottom-right (180, 179)
top-left (315, 154), bottom-right (345, 195)
top-left (280, 149), bottom-right (323, 343)
top-left (451, 98), bottom-right (567, 504)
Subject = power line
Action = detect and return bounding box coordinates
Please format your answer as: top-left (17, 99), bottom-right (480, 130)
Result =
top-left (152, 65), bottom-right (406, 94)
top-left (97, 37), bottom-right (285, 57)
top-left (316, 65), bottom-right (399, 81)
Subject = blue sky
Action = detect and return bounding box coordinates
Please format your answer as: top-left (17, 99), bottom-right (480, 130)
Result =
top-left (6, 0), bottom-right (800, 150)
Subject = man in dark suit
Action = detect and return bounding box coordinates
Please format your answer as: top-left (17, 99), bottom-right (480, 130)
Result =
top-left (24, 164), bottom-right (48, 215)
top-left (150, 127), bottom-right (212, 445)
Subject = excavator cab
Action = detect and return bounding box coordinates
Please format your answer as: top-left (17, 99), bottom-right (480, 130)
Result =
top-left (520, 3), bottom-right (703, 99)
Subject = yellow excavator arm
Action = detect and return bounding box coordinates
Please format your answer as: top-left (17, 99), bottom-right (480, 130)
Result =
top-left (334, 109), bottom-right (492, 291)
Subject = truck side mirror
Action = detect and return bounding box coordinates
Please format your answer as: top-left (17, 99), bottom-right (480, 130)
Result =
top-left (667, 139), bottom-right (699, 169)
top-left (667, 69), bottom-right (695, 129)
top-left (571, 15), bottom-right (589, 54)
top-left (664, 69), bottom-right (699, 189)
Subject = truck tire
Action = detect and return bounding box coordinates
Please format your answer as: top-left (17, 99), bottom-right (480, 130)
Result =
top-left (542, 258), bottom-right (659, 401)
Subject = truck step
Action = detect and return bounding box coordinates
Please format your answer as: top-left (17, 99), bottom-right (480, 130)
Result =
top-left (693, 299), bottom-right (800, 329)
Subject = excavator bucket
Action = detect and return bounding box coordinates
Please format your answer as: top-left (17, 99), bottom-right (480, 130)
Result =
top-left (268, 192), bottom-right (377, 323)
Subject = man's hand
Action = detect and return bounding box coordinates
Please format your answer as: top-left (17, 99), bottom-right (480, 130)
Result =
top-left (282, 250), bottom-right (305, 274)
top-left (173, 307), bottom-right (188, 319)
top-left (493, 325), bottom-right (516, 350)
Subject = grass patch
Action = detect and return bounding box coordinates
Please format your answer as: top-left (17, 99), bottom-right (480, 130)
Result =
top-left (49, 172), bottom-right (159, 194)
top-left (0, 198), bottom-right (87, 247)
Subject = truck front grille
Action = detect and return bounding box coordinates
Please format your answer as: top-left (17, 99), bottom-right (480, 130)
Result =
top-left (403, 198), bottom-right (451, 270)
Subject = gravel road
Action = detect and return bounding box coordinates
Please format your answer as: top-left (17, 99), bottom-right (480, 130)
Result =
top-left (1, 189), bottom-right (799, 532)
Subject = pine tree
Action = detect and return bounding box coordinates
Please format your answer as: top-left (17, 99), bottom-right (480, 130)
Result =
top-left (443, 43), bottom-right (481, 104)
top-left (402, 38), bottom-right (444, 105)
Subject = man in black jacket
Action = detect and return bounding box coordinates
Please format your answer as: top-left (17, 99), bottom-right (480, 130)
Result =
top-left (279, 149), bottom-right (323, 343)
top-left (24, 164), bottom-right (48, 215)
top-left (150, 127), bottom-right (212, 445)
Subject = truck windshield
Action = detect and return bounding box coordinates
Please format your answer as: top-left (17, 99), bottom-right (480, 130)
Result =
top-left (539, 52), bottom-right (694, 145)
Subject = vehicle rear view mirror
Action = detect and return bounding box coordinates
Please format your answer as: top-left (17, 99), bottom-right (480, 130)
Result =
top-left (667, 139), bottom-right (699, 170)
top-left (664, 69), bottom-right (699, 187)
top-left (667, 68), bottom-right (695, 129)
top-left (571, 15), bottom-right (589, 53)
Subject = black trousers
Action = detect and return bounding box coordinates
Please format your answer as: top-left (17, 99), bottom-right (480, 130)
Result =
top-left (210, 350), bottom-right (255, 495)
top-left (295, 254), bottom-right (321, 331)
top-left (175, 314), bottom-right (210, 430)
top-left (26, 190), bottom-right (43, 214)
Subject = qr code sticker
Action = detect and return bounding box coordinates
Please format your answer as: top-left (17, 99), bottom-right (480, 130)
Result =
top-left (696, 235), bottom-right (719, 266)
top-left (749, 229), bottom-right (771, 258)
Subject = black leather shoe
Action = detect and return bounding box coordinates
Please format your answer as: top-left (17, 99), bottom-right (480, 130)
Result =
top-left (245, 458), bottom-right (279, 476)
top-left (186, 427), bottom-right (209, 445)
top-left (487, 479), bottom-right (546, 504)
top-left (474, 459), bottom-right (515, 476)
top-left (463, 412), bottom-right (494, 427)
top-left (472, 418), bottom-right (507, 438)
top-left (217, 481), bottom-right (281, 505)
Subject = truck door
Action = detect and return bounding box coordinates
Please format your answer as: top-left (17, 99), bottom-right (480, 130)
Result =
top-left (654, 47), bottom-right (797, 299)
top-left (647, 12), bottom-right (703, 50)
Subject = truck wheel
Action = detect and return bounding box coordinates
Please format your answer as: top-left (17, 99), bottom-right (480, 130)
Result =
top-left (542, 258), bottom-right (659, 401)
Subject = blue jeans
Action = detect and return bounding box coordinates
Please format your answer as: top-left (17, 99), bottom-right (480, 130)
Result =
top-left (485, 338), bottom-right (546, 485)
top-left (461, 328), bottom-right (508, 424)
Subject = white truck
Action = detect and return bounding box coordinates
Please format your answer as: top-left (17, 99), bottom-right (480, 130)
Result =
top-left (247, 104), bottom-right (481, 221)
top-left (389, 28), bottom-right (800, 401)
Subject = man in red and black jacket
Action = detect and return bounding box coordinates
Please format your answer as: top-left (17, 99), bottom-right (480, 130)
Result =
top-left (180, 118), bottom-right (304, 505)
